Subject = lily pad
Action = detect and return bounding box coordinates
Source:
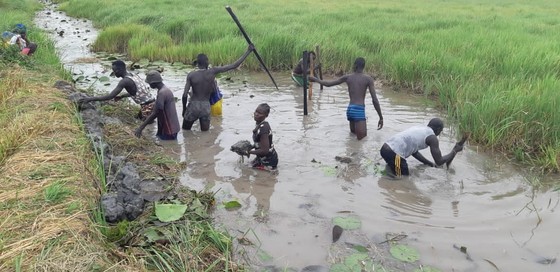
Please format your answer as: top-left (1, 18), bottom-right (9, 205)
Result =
top-left (154, 202), bottom-right (188, 222)
top-left (321, 166), bottom-right (337, 177)
top-left (224, 200), bottom-right (242, 210)
top-left (98, 76), bottom-right (110, 82)
top-left (330, 253), bottom-right (374, 272)
top-left (390, 244), bottom-right (419, 263)
top-left (332, 216), bottom-right (361, 230)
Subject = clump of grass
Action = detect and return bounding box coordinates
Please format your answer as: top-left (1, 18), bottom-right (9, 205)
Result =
top-left (44, 181), bottom-right (72, 203)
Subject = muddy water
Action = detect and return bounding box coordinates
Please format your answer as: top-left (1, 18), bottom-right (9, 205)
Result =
top-left (35, 4), bottom-right (559, 272)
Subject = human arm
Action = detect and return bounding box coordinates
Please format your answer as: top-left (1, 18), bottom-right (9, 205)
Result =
top-left (134, 107), bottom-right (158, 138)
top-left (309, 75), bottom-right (347, 87)
top-left (426, 135), bottom-right (463, 166)
top-left (79, 78), bottom-right (130, 103)
top-left (182, 75), bottom-right (192, 116)
top-left (368, 79), bottom-right (383, 129)
top-left (213, 44), bottom-right (255, 74)
top-left (412, 151), bottom-right (435, 167)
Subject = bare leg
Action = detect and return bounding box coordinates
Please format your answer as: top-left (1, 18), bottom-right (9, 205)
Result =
top-left (182, 119), bottom-right (194, 130)
top-left (200, 119), bottom-right (210, 131)
top-left (349, 121), bottom-right (356, 134)
top-left (354, 121), bottom-right (367, 140)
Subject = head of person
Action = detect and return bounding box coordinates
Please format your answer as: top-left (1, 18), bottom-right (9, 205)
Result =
top-left (145, 70), bottom-right (163, 88)
top-left (309, 51), bottom-right (316, 60)
top-left (353, 57), bottom-right (366, 72)
top-left (427, 118), bottom-right (444, 136)
top-left (253, 103), bottom-right (271, 123)
top-left (13, 24), bottom-right (26, 36)
top-left (195, 54), bottom-right (209, 69)
top-left (26, 43), bottom-right (37, 55)
top-left (111, 60), bottom-right (127, 77)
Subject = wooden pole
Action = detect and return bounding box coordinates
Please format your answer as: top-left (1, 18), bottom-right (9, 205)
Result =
top-left (225, 6), bottom-right (278, 89)
top-left (308, 52), bottom-right (314, 100)
top-left (302, 51), bottom-right (309, 115)
top-left (316, 45), bottom-right (323, 90)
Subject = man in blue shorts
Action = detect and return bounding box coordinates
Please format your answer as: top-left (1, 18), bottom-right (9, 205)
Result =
top-left (309, 57), bottom-right (383, 140)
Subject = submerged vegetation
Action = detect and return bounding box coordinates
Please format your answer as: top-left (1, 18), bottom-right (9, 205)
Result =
top-left (56, 0), bottom-right (560, 172)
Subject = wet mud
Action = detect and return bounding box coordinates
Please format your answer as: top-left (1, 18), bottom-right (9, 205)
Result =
top-left (35, 2), bottom-right (560, 272)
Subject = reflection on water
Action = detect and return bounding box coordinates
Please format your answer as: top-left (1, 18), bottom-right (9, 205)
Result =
top-left (35, 5), bottom-right (560, 272)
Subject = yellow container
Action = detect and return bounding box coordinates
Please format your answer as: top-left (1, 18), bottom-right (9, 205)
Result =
top-left (210, 98), bottom-right (223, 116)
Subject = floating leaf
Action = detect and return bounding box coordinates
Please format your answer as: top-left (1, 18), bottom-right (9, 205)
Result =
top-left (257, 249), bottom-right (273, 262)
top-left (414, 266), bottom-right (442, 272)
top-left (143, 228), bottom-right (162, 243)
top-left (390, 244), bottom-right (419, 263)
top-left (154, 202), bottom-right (188, 222)
top-left (98, 76), bottom-right (110, 82)
top-left (224, 200), bottom-right (242, 210)
top-left (332, 216), bottom-right (361, 230)
top-left (352, 244), bottom-right (368, 253)
top-left (74, 75), bottom-right (85, 82)
top-left (321, 166), bottom-right (337, 177)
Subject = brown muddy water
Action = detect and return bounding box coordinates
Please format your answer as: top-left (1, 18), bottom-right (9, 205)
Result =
top-left (35, 3), bottom-right (559, 272)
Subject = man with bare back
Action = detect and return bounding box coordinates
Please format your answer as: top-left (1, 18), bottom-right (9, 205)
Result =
top-left (309, 57), bottom-right (383, 140)
top-left (182, 44), bottom-right (254, 131)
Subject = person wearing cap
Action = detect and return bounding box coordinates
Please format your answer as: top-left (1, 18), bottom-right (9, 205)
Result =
top-left (309, 57), bottom-right (383, 140)
top-left (182, 44), bottom-right (254, 131)
top-left (134, 70), bottom-right (180, 140)
top-left (380, 118), bottom-right (464, 177)
top-left (79, 60), bottom-right (156, 121)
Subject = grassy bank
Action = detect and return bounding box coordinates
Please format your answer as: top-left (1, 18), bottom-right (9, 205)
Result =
top-left (56, 0), bottom-right (560, 172)
top-left (1, 0), bottom-right (243, 270)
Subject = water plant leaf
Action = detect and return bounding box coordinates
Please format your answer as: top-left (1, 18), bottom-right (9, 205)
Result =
top-left (330, 253), bottom-right (374, 272)
top-left (332, 216), bottom-right (361, 230)
top-left (224, 200), bottom-right (242, 210)
top-left (74, 75), bottom-right (85, 82)
top-left (321, 166), bottom-right (337, 177)
top-left (414, 266), bottom-right (442, 272)
top-left (257, 249), bottom-right (273, 262)
top-left (154, 202), bottom-right (188, 222)
top-left (390, 244), bottom-right (419, 263)
top-left (352, 244), bottom-right (368, 253)
top-left (98, 76), bottom-right (110, 82)
top-left (143, 228), bottom-right (162, 243)
top-left (191, 198), bottom-right (207, 217)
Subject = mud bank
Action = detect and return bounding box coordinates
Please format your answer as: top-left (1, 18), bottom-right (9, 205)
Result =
top-left (55, 80), bottom-right (169, 222)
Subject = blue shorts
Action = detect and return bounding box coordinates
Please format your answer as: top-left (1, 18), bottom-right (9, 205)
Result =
top-left (346, 104), bottom-right (366, 121)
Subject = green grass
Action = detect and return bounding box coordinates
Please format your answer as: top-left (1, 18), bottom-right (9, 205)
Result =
top-left (56, 0), bottom-right (560, 172)
top-left (44, 181), bottom-right (72, 203)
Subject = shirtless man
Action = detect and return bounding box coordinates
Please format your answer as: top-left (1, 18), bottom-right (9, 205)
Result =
top-left (79, 60), bottom-right (155, 120)
top-left (309, 57), bottom-right (383, 140)
top-left (182, 44), bottom-right (254, 131)
top-left (380, 118), bottom-right (464, 177)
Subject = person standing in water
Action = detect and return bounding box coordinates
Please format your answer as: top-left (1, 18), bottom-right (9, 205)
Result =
top-left (380, 118), bottom-right (464, 177)
top-left (309, 57), bottom-right (383, 140)
top-left (79, 60), bottom-right (155, 121)
top-left (134, 70), bottom-right (180, 140)
top-left (246, 103), bottom-right (278, 171)
top-left (182, 44), bottom-right (254, 131)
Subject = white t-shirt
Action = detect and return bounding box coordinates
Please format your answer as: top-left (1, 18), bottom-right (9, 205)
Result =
top-left (386, 126), bottom-right (435, 158)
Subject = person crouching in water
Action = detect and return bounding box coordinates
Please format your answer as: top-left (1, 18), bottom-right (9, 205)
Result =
top-left (247, 103), bottom-right (278, 171)
top-left (380, 118), bottom-right (463, 178)
top-left (134, 70), bottom-right (180, 140)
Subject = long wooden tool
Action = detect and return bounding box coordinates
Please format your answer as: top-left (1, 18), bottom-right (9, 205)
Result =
top-left (446, 133), bottom-right (470, 169)
top-left (225, 6), bottom-right (278, 90)
top-left (316, 45), bottom-right (323, 90)
top-left (308, 51), bottom-right (314, 100)
top-left (302, 51), bottom-right (309, 115)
